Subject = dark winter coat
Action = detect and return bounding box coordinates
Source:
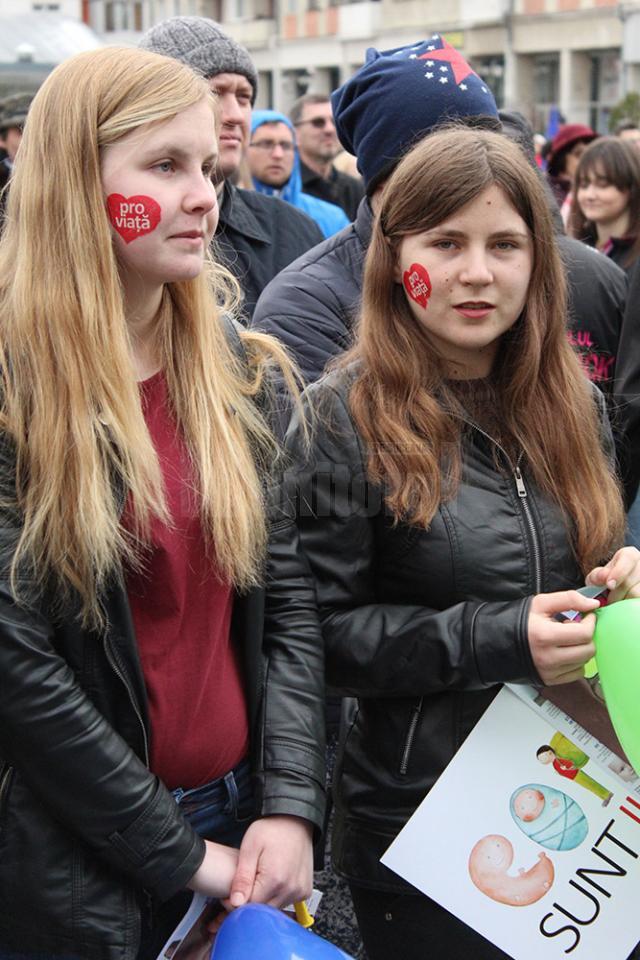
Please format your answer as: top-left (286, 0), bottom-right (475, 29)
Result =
top-left (613, 257), bottom-right (640, 507)
top-left (300, 161), bottom-right (364, 222)
top-left (285, 367), bottom-right (607, 891)
top-left (215, 181), bottom-right (323, 323)
top-left (0, 327), bottom-right (326, 959)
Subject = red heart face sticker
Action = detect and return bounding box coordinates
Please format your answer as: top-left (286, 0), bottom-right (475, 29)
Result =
top-left (403, 263), bottom-right (432, 309)
top-left (106, 194), bottom-right (161, 244)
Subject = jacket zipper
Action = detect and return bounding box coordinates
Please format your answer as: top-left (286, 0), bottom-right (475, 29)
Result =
top-left (103, 636), bottom-right (149, 767)
top-left (456, 417), bottom-right (543, 593)
top-left (399, 697), bottom-right (424, 776)
top-left (0, 762), bottom-right (14, 818)
top-left (513, 459), bottom-right (542, 592)
top-left (398, 420), bottom-right (543, 777)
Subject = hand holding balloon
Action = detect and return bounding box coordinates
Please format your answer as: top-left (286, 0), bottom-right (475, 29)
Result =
top-left (586, 546), bottom-right (640, 603)
top-left (528, 590), bottom-right (600, 685)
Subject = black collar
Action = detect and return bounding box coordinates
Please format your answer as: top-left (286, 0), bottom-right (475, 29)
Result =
top-left (217, 180), bottom-right (271, 245)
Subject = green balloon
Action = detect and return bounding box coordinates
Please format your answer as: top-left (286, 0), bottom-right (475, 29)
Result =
top-left (593, 599), bottom-right (640, 774)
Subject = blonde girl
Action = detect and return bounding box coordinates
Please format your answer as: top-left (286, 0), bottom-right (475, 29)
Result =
top-left (0, 47), bottom-right (324, 960)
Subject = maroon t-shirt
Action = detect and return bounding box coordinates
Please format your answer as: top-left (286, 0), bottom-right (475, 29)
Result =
top-left (123, 371), bottom-right (249, 789)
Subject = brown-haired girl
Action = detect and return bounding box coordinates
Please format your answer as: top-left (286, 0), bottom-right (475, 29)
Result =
top-left (286, 127), bottom-right (639, 960)
top-left (570, 136), bottom-right (640, 272)
top-left (0, 46), bottom-right (324, 960)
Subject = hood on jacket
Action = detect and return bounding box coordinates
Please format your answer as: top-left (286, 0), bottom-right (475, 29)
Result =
top-left (250, 109), bottom-right (350, 238)
top-left (250, 109), bottom-right (303, 205)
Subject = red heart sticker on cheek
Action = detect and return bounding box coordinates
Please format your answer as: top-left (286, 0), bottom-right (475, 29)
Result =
top-left (106, 194), bottom-right (162, 244)
top-left (403, 263), bottom-right (432, 309)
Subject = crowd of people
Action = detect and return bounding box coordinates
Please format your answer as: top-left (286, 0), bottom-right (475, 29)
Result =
top-left (0, 17), bottom-right (640, 960)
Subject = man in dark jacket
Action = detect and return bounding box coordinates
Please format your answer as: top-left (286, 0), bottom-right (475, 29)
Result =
top-left (290, 93), bottom-right (364, 221)
top-left (252, 41), bottom-right (627, 407)
top-left (140, 17), bottom-right (323, 322)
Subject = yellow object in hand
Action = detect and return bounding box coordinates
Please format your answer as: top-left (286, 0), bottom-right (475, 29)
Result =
top-left (294, 900), bottom-right (315, 928)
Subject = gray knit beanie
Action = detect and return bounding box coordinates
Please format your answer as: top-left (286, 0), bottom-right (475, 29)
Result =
top-left (139, 16), bottom-right (258, 105)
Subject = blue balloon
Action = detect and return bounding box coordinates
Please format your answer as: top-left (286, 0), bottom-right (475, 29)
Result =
top-left (510, 783), bottom-right (588, 851)
top-left (211, 904), bottom-right (355, 960)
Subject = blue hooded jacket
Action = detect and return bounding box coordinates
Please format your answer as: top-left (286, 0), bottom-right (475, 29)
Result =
top-left (250, 110), bottom-right (349, 238)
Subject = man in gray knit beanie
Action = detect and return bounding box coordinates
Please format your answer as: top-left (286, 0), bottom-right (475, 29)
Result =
top-left (139, 16), bottom-right (323, 321)
top-left (141, 16), bottom-right (257, 181)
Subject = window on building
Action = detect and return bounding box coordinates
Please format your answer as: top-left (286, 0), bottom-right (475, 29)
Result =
top-left (533, 53), bottom-right (559, 107)
top-left (105, 0), bottom-right (115, 29)
top-left (200, 0), bottom-right (222, 17)
top-left (132, 1), bottom-right (143, 29)
top-left (589, 49), bottom-right (620, 132)
top-left (473, 55), bottom-right (504, 108)
top-left (254, 0), bottom-right (274, 17)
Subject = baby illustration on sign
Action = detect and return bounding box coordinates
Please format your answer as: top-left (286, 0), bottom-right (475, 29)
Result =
top-left (510, 784), bottom-right (588, 851)
top-left (468, 834), bottom-right (554, 906)
top-left (536, 732), bottom-right (613, 806)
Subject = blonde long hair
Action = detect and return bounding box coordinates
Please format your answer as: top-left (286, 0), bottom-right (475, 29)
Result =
top-left (347, 127), bottom-right (624, 572)
top-left (0, 47), bottom-right (292, 624)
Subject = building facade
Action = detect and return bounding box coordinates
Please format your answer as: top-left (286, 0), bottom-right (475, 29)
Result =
top-left (86, 0), bottom-right (640, 133)
top-left (0, 3), bottom-right (101, 95)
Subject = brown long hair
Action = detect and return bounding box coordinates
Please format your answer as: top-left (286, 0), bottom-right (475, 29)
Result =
top-left (0, 47), bottom-right (298, 625)
top-left (569, 137), bottom-right (640, 268)
top-left (345, 127), bottom-right (623, 572)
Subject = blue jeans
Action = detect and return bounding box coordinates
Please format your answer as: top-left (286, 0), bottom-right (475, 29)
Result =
top-left (172, 756), bottom-right (254, 846)
top-left (137, 758), bottom-right (254, 960)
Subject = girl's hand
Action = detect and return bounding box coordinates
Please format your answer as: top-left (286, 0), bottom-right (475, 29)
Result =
top-left (528, 590), bottom-right (600, 685)
top-left (186, 840), bottom-right (239, 898)
top-left (227, 815), bottom-right (313, 909)
top-left (586, 546), bottom-right (640, 603)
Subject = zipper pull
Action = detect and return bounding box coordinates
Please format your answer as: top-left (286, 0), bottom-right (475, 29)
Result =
top-left (514, 466), bottom-right (527, 498)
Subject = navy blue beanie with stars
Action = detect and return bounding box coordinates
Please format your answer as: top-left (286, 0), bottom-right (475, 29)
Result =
top-left (332, 37), bottom-right (499, 194)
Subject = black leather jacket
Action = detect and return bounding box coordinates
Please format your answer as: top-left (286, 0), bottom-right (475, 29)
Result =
top-left (285, 369), bottom-right (598, 893)
top-left (0, 400), bottom-right (325, 958)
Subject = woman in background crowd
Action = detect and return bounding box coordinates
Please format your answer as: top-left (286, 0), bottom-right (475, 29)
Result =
top-left (546, 122), bottom-right (597, 224)
top-left (570, 136), bottom-right (640, 273)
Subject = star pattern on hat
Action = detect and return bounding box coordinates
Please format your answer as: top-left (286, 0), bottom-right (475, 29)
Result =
top-left (418, 38), bottom-right (476, 86)
top-left (439, 77), bottom-right (448, 84)
top-left (425, 72), bottom-right (434, 79)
